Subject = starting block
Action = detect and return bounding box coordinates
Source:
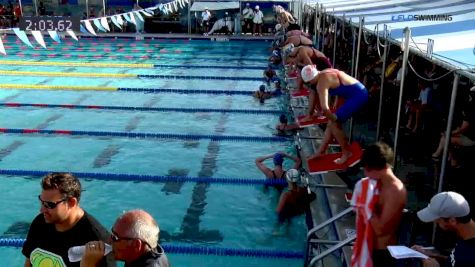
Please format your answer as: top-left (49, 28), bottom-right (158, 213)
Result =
top-left (297, 114), bottom-right (328, 128)
top-left (291, 89), bottom-right (310, 97)
top-left (307, 142), bottom-right (363, 174)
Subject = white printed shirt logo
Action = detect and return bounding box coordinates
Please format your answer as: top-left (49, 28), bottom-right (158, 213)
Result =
top-left (30, 248), bottom-right (67, 267)
top-left (450, 248), bottom-right (455, 266)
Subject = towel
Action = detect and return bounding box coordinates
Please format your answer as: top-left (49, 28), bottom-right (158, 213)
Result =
top-left (350, 177), bottom-right (381, 267)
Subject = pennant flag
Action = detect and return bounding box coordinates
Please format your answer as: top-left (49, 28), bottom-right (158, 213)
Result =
top-left (134, 11), bottom-right (144, 22)
top-left (80, 24), bottom-right (88, 33)
top-left (129, 12), bottom-right (137, 25)
top-left (116, 15), bottom-right (124, 26)
top-left (13, 28), bottom-right (33, 48)
top-left (48, 31), bottom-right (61, 43)
top-left (31, 31), bottom-right (47, 48)
top-left (149, 4), bottom-right (160, 10)
top-left (84, 20), bottom-right (97, 35)
top-left (140, 9), bottom-right (153, 17)
top-left (100, 17), bottom-right (110, 31)
top-left (0, 37), bottom-right (6, 55)
top-left (67, 30), bottom-right (78, 40)
top-left (123, 13), bottom-right (132, 23)
top-left (93, 19), bottom-right (106, 32)
top-left (111, 16), bottom-right (122, 29)
top-left (173, 1), bottom-right (178, 11)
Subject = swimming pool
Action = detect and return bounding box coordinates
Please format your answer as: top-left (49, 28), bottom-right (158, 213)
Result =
top-left (0, 36), bottom-right (306, 266)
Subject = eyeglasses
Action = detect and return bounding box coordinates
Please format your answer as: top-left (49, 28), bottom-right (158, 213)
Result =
top-left (111, 229), bottom-right (151, 248)
top-left (38, 195), bottom-right (67, 209)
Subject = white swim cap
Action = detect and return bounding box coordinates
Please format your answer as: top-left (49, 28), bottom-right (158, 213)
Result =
top-left (282, 43), bottom-right (294, 55)
top-left (301, 65), bottom-right (319, 82)
top-left (275, 24), bottom-right (282, 31)
top-left (255, 5), bottom-right (259, 9)
top-left (286, 169), bottom-right (300, 183)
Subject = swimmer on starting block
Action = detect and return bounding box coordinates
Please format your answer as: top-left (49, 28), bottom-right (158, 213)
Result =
top-left (301, 65), bottom-right (368, 164)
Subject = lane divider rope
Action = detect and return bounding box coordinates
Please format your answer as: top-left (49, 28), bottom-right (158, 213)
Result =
top-left (0, 102), bottom-right (282, 115)
top-left (0, 60), bottom-right (266, 69)
top-left (0, 70), bottom-right (262, 81)
top-left (0, 84), bottom-right (256, 95)
top-left (0, 169), bottom-right (288, 186)
top-left (0, 238), bottom-right (303, 259)
top-left (0, 128), bottom-right (290, 142)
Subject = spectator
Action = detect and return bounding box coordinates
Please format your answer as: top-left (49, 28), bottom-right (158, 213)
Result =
top-left (38, 1), bottom-right (46, 15)
top-left (252, 5), bottom-right (263, 36)
top-left (405, 79), bottom-right (433, 134)
top-left (81, 209), bottom-right (170, 267)
top-left (351, 142), bottom-right (407, 266)
top-left (432, 89), bottom-right (475, 160)
top-left (201, 7), bottom-right (211, 35)
top-left (242, 3), bottom-right (253, 34)
top-left (22, 173), bottom-right (114, 267)
top-left (413, 192), bottom-right (475, 267)
top-left (255, 152), bottom-right (301, 192)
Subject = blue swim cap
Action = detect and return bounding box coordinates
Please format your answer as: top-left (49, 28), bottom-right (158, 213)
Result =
top-left (273, 153), bottom-right (284, 166)
top-left (259, 84), bottom-right (266, 92)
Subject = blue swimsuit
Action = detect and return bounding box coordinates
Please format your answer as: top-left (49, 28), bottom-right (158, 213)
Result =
top-left (327, 70), bottom-right (368, 122)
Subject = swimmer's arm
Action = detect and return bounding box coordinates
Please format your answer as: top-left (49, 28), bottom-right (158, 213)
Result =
top-left (255, 155), bottom-right (274, 177)
top-left (316, 79), bottom-right (336, 121)
top-left (24, 258), bottom-right (31, 267)
top-left (307, 90), bottom-right (316, 116)
top-left (281, 152), bottom-right (301, 169)
top-left (369, 189), bottom-right (406, 236)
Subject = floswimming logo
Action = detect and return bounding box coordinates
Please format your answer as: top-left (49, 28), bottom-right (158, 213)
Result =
top-left (391, 14), bottom-right (453, 22)
top-left (30, 248), bottom-right (67, 267)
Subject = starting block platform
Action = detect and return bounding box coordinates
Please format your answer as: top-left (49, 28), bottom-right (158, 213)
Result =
top-left (297, 114), bottom-right (329, 128)
top-left (291, 89), bottom-right (310, 97)
top-left (307, 142), bottom-right (363, 174)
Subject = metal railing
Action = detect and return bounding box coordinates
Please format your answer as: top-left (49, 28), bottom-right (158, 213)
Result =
top-left (303, 207), bottom-right (354, 267)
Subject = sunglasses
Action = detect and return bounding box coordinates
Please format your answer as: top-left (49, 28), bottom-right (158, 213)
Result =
top-left (38, 195), bottom-right (67, 209)
top-left (111, 229), bottom-right (151, 248)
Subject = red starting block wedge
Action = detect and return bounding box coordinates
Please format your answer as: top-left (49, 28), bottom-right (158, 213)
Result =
top-left (291, 89), bottom-right (310, 97)
top-left (307, 142), bottom-right (363, 174)
top-left (297, 114), bottom-right (328, 128)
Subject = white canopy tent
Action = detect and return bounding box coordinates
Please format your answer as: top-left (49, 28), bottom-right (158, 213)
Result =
top-left (190, 1), bottom-right (240, 11)
top-left (309, 0), bottom-right (475, 70)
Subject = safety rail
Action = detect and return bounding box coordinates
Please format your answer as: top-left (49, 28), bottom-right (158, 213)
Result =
top-left (304, 207), bottom-right (354, 267)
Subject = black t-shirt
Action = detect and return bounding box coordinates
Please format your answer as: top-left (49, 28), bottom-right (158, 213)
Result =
top-left (444, 238), bottom-right (475, 267)
top-left (22, 211), bottom-right (115, 267)
top-left (125, 245), bottom-right (170, 267)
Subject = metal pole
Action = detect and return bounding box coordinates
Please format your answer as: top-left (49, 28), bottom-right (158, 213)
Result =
top-left (313, 4), bottom-right (318, 45)
top-left (438, 74), bottom-right (460, 192)
top-left (86, 0), bottom-right (89, 18)
top-left (350, 18), bottom-right (356, 76)
top-left (187, 0), bottom-right (191, 34)
top-left (348, 16), bottom-right (364, 142)
top-left (376, 24), bottom-right (389, 141)
top-left (33, 0), bottom-right (38, 16)
top-left (354, 16), bottom-right (363, 79)
top-left (18, 0), bottom-right (23, 16)
top-left (102, 0), bottom-right (106, 17)
top-left (332, 13), bottom-right (337, 66)
top-left (136, 0), bottom-right (138, 5)
top-left (321, 8), bottom-right (326, 54)
top-left (392, 27), bottom-right (411, 168)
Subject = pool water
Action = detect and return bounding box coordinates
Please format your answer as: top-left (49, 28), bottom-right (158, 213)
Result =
top-left (0, 37), bottom-right (306, 267)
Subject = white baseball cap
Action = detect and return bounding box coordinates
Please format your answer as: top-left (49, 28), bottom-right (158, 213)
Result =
top-left (301, 65), bottom-right (319, 83)
top-left (286, 169), bottom-right (300, 183)
top-left (417, 192), bottom-right (470, 222)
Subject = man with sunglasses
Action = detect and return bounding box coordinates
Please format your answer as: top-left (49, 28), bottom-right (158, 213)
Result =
top-left (22, 173), bottom-right (114, 267)
top-left (80, 209), bottom-right (170, 267)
